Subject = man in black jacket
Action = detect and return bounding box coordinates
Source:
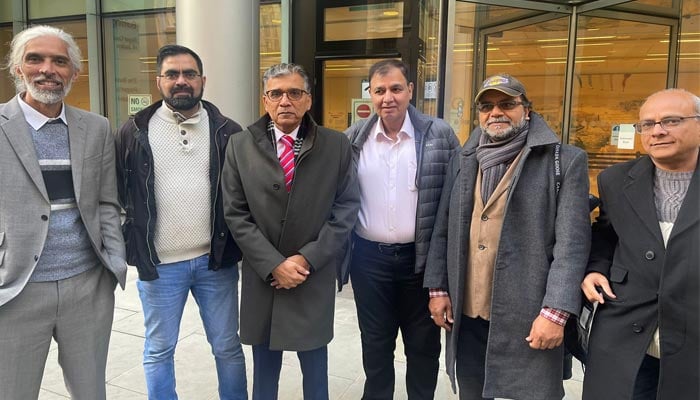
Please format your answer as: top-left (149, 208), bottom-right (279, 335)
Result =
top-left (115, 45), bottom-right (246, 400)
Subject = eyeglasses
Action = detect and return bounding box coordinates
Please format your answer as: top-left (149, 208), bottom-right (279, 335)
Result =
top-left (476, 100), bottom-right (526, 112)
top-left (265, 89), bottom-right (308, 102)
top-left (634, 115), bottom-right (700, 134)
top-left (157, 71), bottom-right (201, 81)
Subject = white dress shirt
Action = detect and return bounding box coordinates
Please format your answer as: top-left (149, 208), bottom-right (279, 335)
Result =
top-left (355, 115), bottom-right (418, 244)
top-left (17, 94), bottom-right (68, 129)
top-left (274, 125), bottom-right (300, 157)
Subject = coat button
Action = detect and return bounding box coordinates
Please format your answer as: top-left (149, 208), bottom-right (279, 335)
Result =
top-left (272, 183), bottom-right (280, 190)
top-left (41, 215), bottom-right (48, 221)
top-left (632, 323), bottom-right (643, 333)
top-left (644, 251), bottom-right (655, 260)
top-left (34, 255), bottom-right (39, 261)
top-left (478, 244), bottom-right (486, 250)
top-left (218, 232), bottom-right (226, 238)
top-left (481, 215), bottom-right (488, 221)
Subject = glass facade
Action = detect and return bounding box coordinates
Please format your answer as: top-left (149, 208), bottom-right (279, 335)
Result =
top-left (0, 0), bottom-right (696, 195)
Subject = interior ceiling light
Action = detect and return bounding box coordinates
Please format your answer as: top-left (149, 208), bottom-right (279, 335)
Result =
top-left (383, 10), bottom-right (399, 16)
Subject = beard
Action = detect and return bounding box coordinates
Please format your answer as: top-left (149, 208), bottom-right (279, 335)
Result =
top-left (481, 114), bottom-right (528, 141)
top-left (19, 74), bottom-right (72, 105)
top-left (161, 85), bottom-right (203, 111)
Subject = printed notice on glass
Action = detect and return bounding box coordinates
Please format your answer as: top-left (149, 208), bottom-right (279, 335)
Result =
top-left (616, 124), bottom-right (636, 150)
top-left (128, 94), bottom-right (152, 115)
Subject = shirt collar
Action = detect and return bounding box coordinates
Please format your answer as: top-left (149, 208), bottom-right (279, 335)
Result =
top-left (372, 113), bottom-right (415, 142)
top-left (155, 101), bottom-right (204, 125)
top-left (17, 93), bottom-right (68, 130)
top-left (274, 124), bottom-right (300, 143)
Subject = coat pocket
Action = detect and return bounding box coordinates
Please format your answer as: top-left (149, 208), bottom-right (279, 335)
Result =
top-left (609, 265), bottom-right (628, 283)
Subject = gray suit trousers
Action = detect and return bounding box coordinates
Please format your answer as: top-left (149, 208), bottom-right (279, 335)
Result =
top-left (0, 266), bottom-right (116, 400)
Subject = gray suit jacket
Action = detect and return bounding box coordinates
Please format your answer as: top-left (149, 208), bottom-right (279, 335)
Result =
top-left (0, 95), bottom-right (127, 307)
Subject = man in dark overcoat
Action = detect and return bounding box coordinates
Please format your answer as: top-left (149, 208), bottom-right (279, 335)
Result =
top-left (581, 88), bottom-right (699, 400)
top-left (424, 74), bottom-right (591, 400)
top-left (222, 63), bottom-right (360, 400)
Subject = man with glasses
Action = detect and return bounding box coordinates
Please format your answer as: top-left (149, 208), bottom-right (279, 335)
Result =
top-left (222, 63), bottom-right (360, 400)
top-left (0, 25), bottom-right (127, 400)
top-left (424, 74), bottom-right (591, 399)
top-left (581, 88), bottom-right (699, 400)
top-left (115, 44), bottom-right (247, 399)
top-left (345, 59), bottom-right (459, 399)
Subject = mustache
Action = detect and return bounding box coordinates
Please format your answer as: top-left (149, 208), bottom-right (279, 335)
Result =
top-left (487, 117), bottom-right (511, 124)
top-left (32, 74), bottom-right (63, 85)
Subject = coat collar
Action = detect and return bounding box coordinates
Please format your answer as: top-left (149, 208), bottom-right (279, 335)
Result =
top-left (670, 160), bottom-right (700, 240)
top-left (624, 157), bottom-right (664, 243)
top-left (248, 112), bottom-right (318, 159)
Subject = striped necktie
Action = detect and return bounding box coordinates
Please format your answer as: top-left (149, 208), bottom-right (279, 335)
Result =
top-left (279, 134), bottom-right (295, 192)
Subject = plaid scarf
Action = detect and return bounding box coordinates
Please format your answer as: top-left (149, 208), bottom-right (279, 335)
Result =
top-left (268, 119), bottom-right (303, 157)
top-left (475, 122), bottom-right (529, 204)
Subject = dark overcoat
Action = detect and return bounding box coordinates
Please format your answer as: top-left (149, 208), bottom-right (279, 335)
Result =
top-left (583, 156), bottom-right (699, 400)
top-left (424, 112), bottom-right (591, 400)
top-left (222, 113), bottom-right (360, 351)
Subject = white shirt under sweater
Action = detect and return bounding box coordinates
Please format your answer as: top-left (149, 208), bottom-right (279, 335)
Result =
top-left (355, 115), bottom-right (418, 244)
top-left (148, 103), bottom-right (211, 264)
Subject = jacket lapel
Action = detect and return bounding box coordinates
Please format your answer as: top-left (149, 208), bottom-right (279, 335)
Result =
top-left (66, 106), bottom-right (86, 204)
top-left (0, 98), bottom-right (49, 202)
top-left (668, 162), bottom-right (699, 241)
top-left (624, 157), bottom-right (664, 244)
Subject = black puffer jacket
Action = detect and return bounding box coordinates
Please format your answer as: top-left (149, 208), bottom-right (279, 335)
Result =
top-left (346, 104), bottom-right (460, 273)
top-left (115, 100), bottom-right (243, 280)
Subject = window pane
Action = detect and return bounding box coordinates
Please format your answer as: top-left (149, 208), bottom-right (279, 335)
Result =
top-left (678, 0), bottom-right (700, 93)
top-left (416, 0), bottom-right (441, 117)
top-left (570, 18), bottom-right (670, 198)
top-left (102, 0), bottom-right (176, 13)
top-left (0, 2), bottom-right (11, 23)
top-left (324, 2), bottom-right (404, 41)
top-left (447, 1), bottom-right (475, 143)
top-left (103, 12), bottom-right (176, 127)
top-left (0, 25), bottom-right (14, 101)
top-left (323, 58), bottom-right (385, 132)
top-left (260, 2), bottom-right (282, 116)
top-left (29, 0), bottom-right (85, 18)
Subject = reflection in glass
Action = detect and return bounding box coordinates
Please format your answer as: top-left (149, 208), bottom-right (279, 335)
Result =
top-left (260, 2), bottom-right (283, 116)
top-left (324, 2), bottom-right (404, 41)
top-left (102, 0), bottom-right (176, 13)
top-left (678, 0), bottom-right (700, 93)
top-left (323, 59), bottom-right (384, 132)
top-left (103, 12), bottom-right (176, 127)
top-left (0, 26), bottom-right (14, 102)
top-left (29, 0), bottom-right (85, 18)
top-left (416, 0), bottom-right (441, 117)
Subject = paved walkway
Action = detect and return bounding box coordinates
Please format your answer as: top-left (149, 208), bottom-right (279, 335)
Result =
top-left (38, 269), bottom-right (584, 399)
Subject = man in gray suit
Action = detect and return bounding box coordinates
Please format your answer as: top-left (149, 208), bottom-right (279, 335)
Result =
top-left (0, 25), bottom-right (127, 400)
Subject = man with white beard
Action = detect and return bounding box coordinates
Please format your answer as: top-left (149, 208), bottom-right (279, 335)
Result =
top-left (0, 25), bottom-right (127, 400)
top-left (424, 74), bottom-right (591, 400)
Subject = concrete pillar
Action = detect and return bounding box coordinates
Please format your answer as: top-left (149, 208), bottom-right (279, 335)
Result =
top-left (176, 0), bottom-right (259, 126)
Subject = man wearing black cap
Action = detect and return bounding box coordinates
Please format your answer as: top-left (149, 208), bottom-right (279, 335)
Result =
top-left (424, 74), bottom-right (591, 399)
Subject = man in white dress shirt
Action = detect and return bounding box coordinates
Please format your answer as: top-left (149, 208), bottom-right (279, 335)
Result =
top-left (345, 59), bottom-right (460, 399)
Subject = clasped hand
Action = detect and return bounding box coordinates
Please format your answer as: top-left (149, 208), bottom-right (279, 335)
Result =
top-left (270, 254), bottom-right (310, 289)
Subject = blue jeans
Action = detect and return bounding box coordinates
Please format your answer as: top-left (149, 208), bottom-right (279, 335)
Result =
top-left (252, 343), bottom-right (328, 400)
top-left (137, 254), bottom-right (246, 400)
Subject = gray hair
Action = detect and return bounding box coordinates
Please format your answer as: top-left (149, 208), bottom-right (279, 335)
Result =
top-left (6, 25), bottom-right (82, 90)
top-left (645, 88), bottom-right (700, 114)
top-left (262, 63), bottom-right (311, 93)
